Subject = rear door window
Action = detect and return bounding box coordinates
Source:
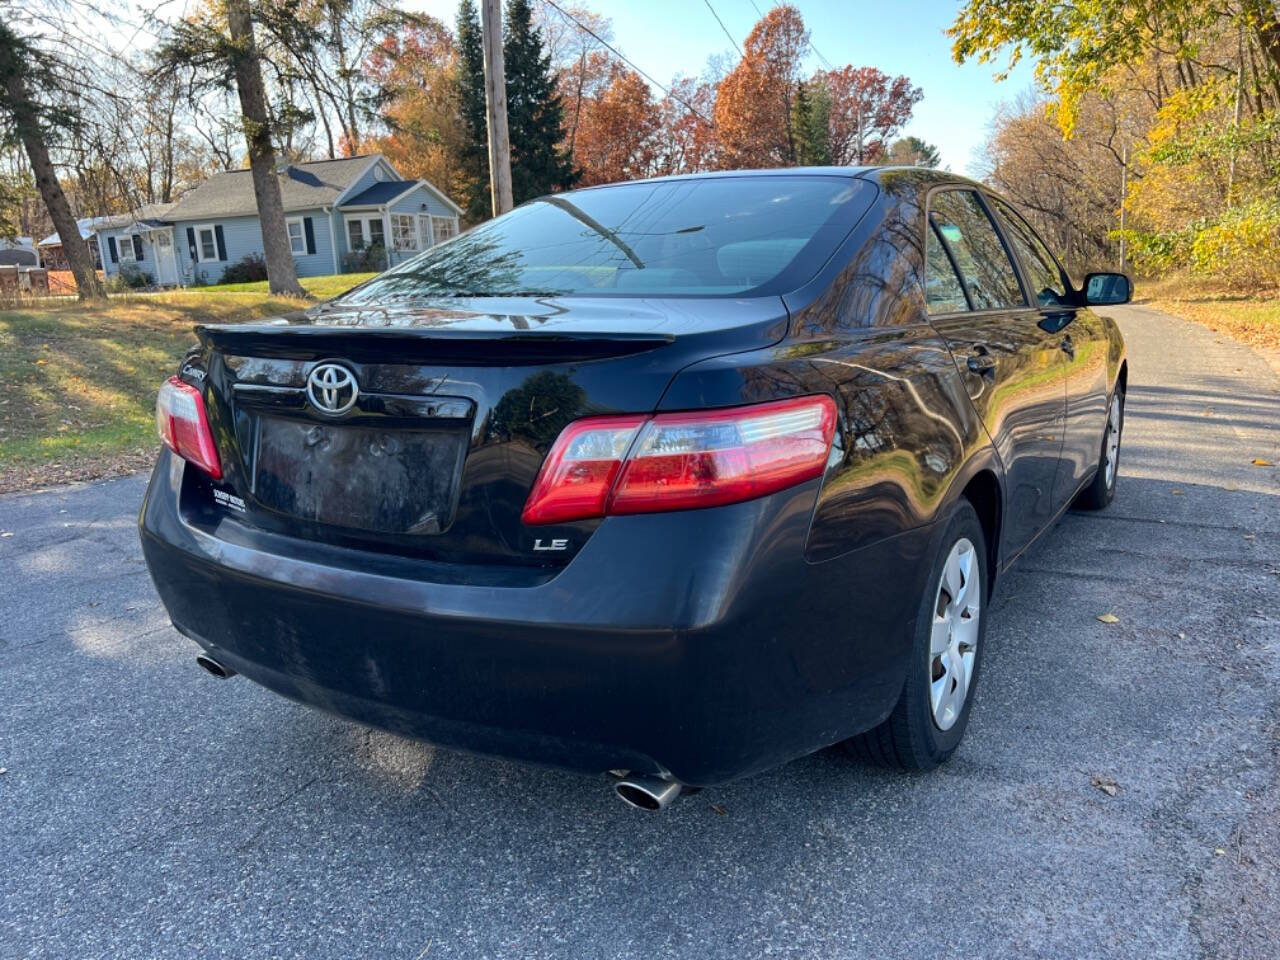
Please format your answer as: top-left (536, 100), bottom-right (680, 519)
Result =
top-left (988, 197), bottom-right (1071, 308)
top-left (927, 190), bottom-right (1026, 311)
top-left (925, 222), bottom-right (970, 313)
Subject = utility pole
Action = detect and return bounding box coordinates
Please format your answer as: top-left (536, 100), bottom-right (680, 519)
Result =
top-left (480, 0), bottom-right (513, 216)
top-left (1118, 142), bottom-right (1128, 273)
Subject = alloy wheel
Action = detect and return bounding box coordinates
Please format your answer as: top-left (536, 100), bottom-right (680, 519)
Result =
top-left (930, 537), bottom-right (981, 731)
top-left (1104, 393), bottom-right (1122, 488)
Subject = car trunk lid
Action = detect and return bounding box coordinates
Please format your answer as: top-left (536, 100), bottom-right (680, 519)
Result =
top-left (186, 296), bottom-right (788, 567)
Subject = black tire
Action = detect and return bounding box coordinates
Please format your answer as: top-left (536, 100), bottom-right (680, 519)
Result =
top-left (1075, 386), bottom-right (1125, 510)
top-left (844, 499), bottom-right (988, 770)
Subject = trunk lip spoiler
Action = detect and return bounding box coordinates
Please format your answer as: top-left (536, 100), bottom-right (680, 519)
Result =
top-left (195, 324), bottom-right (678, 364)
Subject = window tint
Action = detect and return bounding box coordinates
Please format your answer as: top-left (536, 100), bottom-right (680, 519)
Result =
top-left (989, 198), bottom-right (1070, 308)
top-left (340, 176), bottom-right (874, 301)
top-left (925, 222), bottom-right (969, 313)
top-left (928, 190), bottom-right (1025, 310)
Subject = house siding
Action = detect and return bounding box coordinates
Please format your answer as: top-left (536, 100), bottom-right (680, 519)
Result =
top-left (100, 229), bottom-right (158, 281)
top-left (171, 209), bottom-right (336, 283)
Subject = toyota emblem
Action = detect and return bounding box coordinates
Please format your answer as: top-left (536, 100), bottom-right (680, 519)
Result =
top-left (306, 362), bottom-right (359, 415)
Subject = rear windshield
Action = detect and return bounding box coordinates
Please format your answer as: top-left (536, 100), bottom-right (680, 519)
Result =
top-left (339, 176), bottom-right (874, 302)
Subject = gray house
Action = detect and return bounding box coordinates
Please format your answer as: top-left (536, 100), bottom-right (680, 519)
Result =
top-left (93, 154), bottom-right (462, 286)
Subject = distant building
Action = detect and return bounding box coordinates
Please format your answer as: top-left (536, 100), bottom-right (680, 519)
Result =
top-left (90, 154), bottom-right (463, 287)
top-left (36, 219), bottom-right (106, 271)
top-left (0, 237), bottom-right (37, 268)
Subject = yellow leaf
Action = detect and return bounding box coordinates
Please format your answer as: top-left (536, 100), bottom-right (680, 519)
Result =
top-left (1097, 613), bottom-right (1120, 624)
top-left (1252, 458), bottom-right (1273, 467)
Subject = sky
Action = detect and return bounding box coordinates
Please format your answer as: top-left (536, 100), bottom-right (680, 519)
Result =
top-left (405, 0), bottom-right (1039, 175)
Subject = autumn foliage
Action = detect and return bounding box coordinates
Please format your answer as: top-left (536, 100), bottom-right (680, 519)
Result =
top-left (367, 3), bottom-right (926, 211)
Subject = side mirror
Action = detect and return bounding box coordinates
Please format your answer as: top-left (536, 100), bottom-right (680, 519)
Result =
top-left (1084, 272), bottom-right (1131, 306)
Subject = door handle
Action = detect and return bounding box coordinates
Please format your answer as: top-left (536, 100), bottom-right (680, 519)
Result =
top-left (967, 352), bottom-right (997, 375)
top-left (1060, 335), bottom-right (1075, 359)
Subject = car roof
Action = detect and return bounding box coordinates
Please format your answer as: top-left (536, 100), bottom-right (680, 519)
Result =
top-left (560, 165), bottom-right (988, 195)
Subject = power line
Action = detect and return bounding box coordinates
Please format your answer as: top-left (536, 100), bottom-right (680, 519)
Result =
top-left (702, 0), bottom-right (743, 57)
top-left (538, 0), bottom-right (715, 127)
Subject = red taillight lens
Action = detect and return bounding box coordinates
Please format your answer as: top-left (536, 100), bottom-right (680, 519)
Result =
top-left (521, 396), bottom-right (836, 525)
top-left (155, 376), bottom-right (222, 480)
top-left (520, 415), bottom-right (647, 525)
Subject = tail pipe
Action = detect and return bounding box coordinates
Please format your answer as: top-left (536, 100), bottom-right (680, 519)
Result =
top-left (614, 775), bottom-right (682, 811)
top-left (195, 654), bottom-right (236, 679)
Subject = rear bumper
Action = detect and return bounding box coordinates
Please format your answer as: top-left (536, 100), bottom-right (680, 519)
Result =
top-left (139, 452), bottom-right (935, 785)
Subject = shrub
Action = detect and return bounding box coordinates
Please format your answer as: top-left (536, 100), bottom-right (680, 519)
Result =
top-left (342, 243), bottom-right (386, 273)
top-left (107, 264), bottom-right (153, 292)
top-left (219, 253), bottom-right (269, 284)
top-left (1189, 199), bottom-right (1280, 288)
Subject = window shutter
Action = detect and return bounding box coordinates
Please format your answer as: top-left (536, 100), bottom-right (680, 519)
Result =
top-left (304, 217), bottom-right (316, 255)
top-left (186, 227), bottom-right (197, 262)
top-left (132, 235), bottom-right (143, 260)
top-left (214, 225), bottom-right (227, 261)
top-left (107, 236), bottom-right (118, 264)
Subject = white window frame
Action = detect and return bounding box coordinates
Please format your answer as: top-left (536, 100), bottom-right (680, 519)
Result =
top-left (344, 215), bottom-right (386, 251)
top-left (195, 224), bottom-right (218, 263)
top-left (116, 233), bottom-right (137, 263)
top-left (430, 215), bottom-right (459, 244)
top-left (418, 214), bottom-right (434, 249)
top-left (390, 213), bottom-right (418, 252)
top-left (286, 217), bottom-right (306, 257)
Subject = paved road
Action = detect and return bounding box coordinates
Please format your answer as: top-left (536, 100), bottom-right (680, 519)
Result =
top-left (2, 305), bottom-right (1278, 960)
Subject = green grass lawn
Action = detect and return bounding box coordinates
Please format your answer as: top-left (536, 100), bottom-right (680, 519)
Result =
top-left (0, 276), bottom-right (371, 492)
top-left (180, 272), bottom-right (377, 299)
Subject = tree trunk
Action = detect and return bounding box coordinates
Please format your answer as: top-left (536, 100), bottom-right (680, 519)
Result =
top-left (3, 72), bottom-right (105, 302)
top-left (226, 0), bottom-right (306, 297)
top-left (328, 1), bottom-right (361, 153)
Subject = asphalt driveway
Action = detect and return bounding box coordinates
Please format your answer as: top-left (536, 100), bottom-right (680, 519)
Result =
top-left (2, 304), bottom-right (1278, 959)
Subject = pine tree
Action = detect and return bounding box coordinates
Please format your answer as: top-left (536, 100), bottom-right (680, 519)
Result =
top-left (793, 80), bottom-right (832, 166)
top-left (502, 0), bottom-right (577, 203)
top-left (455, 0), bottom-right (490, 221)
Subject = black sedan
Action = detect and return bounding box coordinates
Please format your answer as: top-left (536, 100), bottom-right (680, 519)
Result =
top-left (140, 167), bottom-right (1129, 810)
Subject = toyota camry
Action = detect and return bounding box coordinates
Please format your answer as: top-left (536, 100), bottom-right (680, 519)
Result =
top-left (139, 167), bottom-right (1129, 810)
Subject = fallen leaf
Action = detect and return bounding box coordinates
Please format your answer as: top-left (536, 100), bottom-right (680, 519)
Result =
top-left (0, 532), bottom-right (12, 538)
top-left (710, 803), bottom-right (728, 816)
top-left (1171, 488), bottom-right (1184, 495)
top-left (1097, 613), bottom-right (1120, 624)
top-left (1215, 847), bottom-right (1226, 856)
top-left (1224, 483), bottom-right (1238, 491)
top-left (1091, 774), bottom-right (1119, 797)
top-left (1253, 458), bottom-right (1273, 467)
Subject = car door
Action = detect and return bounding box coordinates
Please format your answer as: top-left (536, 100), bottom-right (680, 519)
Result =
top-left (987, 198), bottom-right (1110, 507)
top-left (923, 188), bottom-right (1067, 561)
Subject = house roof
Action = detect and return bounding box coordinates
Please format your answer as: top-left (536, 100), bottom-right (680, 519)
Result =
top-left (342, 180), bottom-right (420, 206)
top-left (164, 155), bottom-right (379, 222)
top-left (38, 218), bottom-right (110, 247)
top-left (96, 203), bottom-right (177, 231)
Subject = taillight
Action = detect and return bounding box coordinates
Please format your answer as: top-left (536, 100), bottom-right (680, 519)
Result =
top-left (521, 396), bottom-right (836, 525)
top-left (155, 376), bottom-right (222, 480)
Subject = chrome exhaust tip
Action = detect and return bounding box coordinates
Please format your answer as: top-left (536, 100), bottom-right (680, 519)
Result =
top-left (195, 654), bottom-right (236, 679)
top-left (614, 775), bottom-right (682, 811)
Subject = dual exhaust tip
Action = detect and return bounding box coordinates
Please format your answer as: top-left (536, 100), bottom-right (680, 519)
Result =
top-left (194, 656), bottom-right (681, 811)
